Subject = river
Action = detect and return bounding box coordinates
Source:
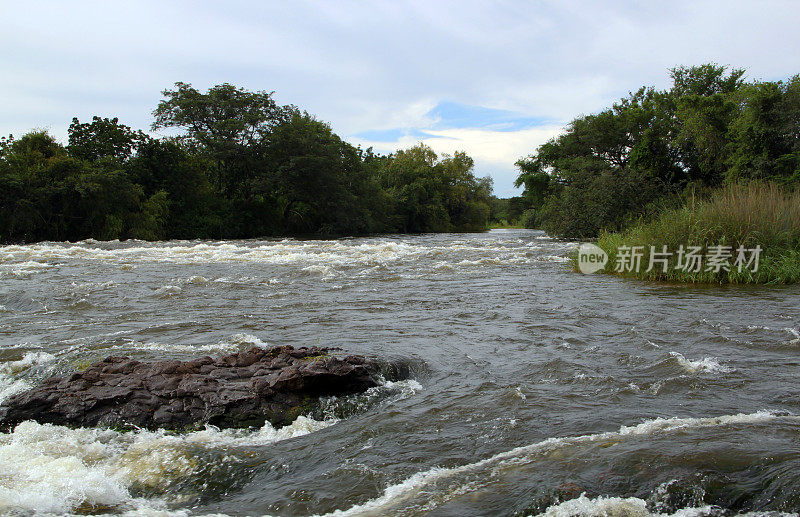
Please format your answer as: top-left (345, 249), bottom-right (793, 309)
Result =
top-left (1, 230), bottom-right (799, 516)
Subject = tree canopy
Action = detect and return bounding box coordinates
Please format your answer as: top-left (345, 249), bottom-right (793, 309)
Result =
top-left (515, 64), bottom-right (800, 238)
top-left (0, 83), bottom-right (493, 243)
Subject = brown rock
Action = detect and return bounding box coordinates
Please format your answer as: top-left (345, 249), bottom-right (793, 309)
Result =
top-left (0, 346), bottom-right (382, 432)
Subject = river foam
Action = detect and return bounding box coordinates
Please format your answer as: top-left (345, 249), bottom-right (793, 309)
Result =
top-left (0, 236), bottom-right (565, 281)
top-left (312, 411), bottom-right (797, 517)
top-left (530, 492), bottom-right (800, 517)
top-left (0, 351), bottom-right (56, 404)
top-left (0, 416), bottom-right (336, 515)
top-left (668, 352), bottom-right (735, 374)
top-left (0, 359), bottom-right (421, 516)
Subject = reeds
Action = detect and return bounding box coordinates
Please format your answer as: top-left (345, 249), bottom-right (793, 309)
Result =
top-left (583, 182), bottom-right (800, 284)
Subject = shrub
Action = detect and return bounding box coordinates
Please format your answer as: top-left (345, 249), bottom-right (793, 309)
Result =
top-left (588, 182), bottom-right (800, 284)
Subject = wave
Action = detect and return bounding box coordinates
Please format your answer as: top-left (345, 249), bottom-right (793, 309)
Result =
top-left (529, 493), bottom-right (709, 517)
top-left (109, 333), bottom-right (271, 355)
top-left (0, 351), bottom-right (56, 404)
top-left (0, 416), bottom-right (336, 515)
top-left (0, 260), bottom-right (54, 278)
top-left (529, 492), bottom-right (800, 517)
top-left (0, 236), bottom-right (568, 278)
top-left (311, 411), bottom-right (797, 517)
top-left (0, 362), bottom-right (420, 516)
top-left (668, 352), bottom-right (735, 374)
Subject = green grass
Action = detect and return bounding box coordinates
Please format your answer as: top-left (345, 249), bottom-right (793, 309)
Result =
top-left (575, 182), bottom-right (800, 284)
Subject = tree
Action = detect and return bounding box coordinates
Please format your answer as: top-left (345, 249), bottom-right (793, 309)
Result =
top-left (514, 156), bottom-right (551, 208)
top-left (1, 83), bottom-right (493, 242)
top-left (257, 112), bottom-right (383, 235)
top-left (151, 82), bottom-right (295, 196)
top-left (726, 76), bottom-right (800, 183)
top-left (378, 144), bottom-right (491, 233)
top-left (670, 63), bottom-right (745, 97)
top-left (513, 64), bottom-right (762, 239)
top-left (0, 130), bottom-right (165, 242)
top-left (125, 137), bottom-right (218, 238)
top-left (68, 116), bottom-right (147, 162)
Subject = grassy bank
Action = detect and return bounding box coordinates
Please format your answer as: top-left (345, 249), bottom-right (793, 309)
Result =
top-left (579, 182), bottom-right (800, 284)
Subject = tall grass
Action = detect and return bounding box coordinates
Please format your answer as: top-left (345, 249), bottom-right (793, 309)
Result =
top-left (585, 182), bottom-right (800, 284)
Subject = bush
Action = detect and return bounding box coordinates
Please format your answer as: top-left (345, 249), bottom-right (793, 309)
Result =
top-left (588, 182), bottom-right (800, 284)
top-left (520, 209), bottom-right (538, 229)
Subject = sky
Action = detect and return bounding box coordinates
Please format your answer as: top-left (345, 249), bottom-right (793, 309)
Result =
top-left (3, 1), bottom-right (800, 197)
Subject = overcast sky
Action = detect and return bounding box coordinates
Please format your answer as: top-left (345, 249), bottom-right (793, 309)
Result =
top-left (3, 1), bottom-right (800, 196)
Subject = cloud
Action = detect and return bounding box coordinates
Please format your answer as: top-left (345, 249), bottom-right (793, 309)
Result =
top-left (351, 123), bottom-right (564, 198)
top-left (350, 101), bottom-right (561, 196)
top-left (2, 0), bottom-right (800, 196)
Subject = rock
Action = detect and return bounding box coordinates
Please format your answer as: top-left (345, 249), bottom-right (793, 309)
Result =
top-left (0, 346), bottom-right (381, 432)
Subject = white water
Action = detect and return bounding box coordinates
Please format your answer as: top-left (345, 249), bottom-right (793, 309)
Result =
top-left (0, 417), bottom-right (336, 515)
top-left (1, 231), bottom-right (798, 516)
top-left (668, 352), bottom-right (735, 374)
top-left (530, 492), bottom-right (799, 517)
top-left (0, 238), bottom-right (571, 280)
top-left (0, 351), bottom-right (56, 404)
top-left (0, 376), bottom-right (423, 516)
top-left (312, 411), bottom-right (797, 517)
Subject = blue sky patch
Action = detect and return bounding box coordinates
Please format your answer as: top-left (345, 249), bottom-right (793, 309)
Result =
top-left (353, 101), bottom-right (549, 142)
top-left (427, 101), bottom-right (549, 132)
top-left (353, 127), bottom-right (454, 142)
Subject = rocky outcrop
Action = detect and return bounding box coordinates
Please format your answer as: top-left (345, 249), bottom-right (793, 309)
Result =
top-left (0, 346), bottom-right (382, 431)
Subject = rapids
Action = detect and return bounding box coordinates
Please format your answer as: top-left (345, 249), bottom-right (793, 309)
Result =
top-left (1, 230), bottom-right (799, 516)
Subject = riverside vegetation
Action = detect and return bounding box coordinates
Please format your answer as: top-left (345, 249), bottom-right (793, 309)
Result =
top-left (514, 64), bottom-right (800, 283)
top-left (3, 64), bottom-right (798, 283)
top-left (0, 83), bottom-right (496, 243)
top-left (595, 182), bottom-right (800, 283)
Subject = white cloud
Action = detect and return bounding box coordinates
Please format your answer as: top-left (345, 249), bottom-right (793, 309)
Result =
top-left (349, 125), bottom-right (565, 197)
top-left (2, 0), bottom-right (800, 195)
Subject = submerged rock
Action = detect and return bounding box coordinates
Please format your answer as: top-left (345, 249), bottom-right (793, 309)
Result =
top-left (0, 346), bottom-right (381, 431)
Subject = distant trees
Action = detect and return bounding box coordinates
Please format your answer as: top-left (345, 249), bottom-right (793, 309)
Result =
top-left (379, 144), bottom-right (492, 232)
top-left (0, 131), bottom-right (164, 242)
top-left (515, 64), bottom-right (800, 238)
top-left (68, 116), bottom-right (147, 162)
top-left (258, 112), bottom-right (387, 235)
top-left (151, 82), bottom-right (295, 197)
top-left (0, 83), bottom-right (493, 243)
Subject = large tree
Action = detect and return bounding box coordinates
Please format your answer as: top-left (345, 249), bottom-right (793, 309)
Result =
top-left (513, 64), bottom-right (772, 238)
top-left (379, 144), bottom-right (492, 233)
top-left (151, 82), bottom-right (295, 196)
top-left (68, 116), bottom-right (146, 162)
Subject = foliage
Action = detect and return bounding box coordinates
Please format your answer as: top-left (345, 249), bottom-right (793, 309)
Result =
top-left (0, 132), bottom-right (148, 242)
top-left (0, 84), bottom-right (493, 243)
top-left (590, 182), bottom-right (800, 284)
top-left (726, 76), bottom-right (800, 183)
top-left (487, 196), bottom-right (530, 228)
top-left (152, 82), bottom-right (295, 196)
top-left (378, 144), bottom-right (492, 233)
top-left (515, 64), bottom-right (800, 239)
top-left (68, 116), bottom-right (147, 162)
top-left (257, 112), bottom-right (391, 235)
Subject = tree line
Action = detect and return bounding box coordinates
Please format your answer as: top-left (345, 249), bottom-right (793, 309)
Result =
top-left (515, 64), bottom-right (800, 238)
top-left (0, 83), bottom-right (495, 243)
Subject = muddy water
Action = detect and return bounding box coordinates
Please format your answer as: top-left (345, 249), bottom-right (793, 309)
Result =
top-left (1, 230), bottom-right (799, 516)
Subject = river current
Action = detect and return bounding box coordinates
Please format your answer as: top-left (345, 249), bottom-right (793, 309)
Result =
top-left (1, 230), bottom-right (799, 516)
